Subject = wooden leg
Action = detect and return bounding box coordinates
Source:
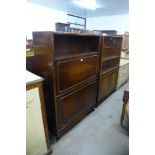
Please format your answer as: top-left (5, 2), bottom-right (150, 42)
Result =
top-left (121, 103), bottom-right (126, 126)
top-left (121, 90), bottom-right (129, 126)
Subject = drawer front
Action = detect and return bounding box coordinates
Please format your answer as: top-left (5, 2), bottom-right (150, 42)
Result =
top-left (98, 68), bottom-right (118, 101)
top-left (101, 58), bottom-right (119, 73)
top-left (57, 81), bottom-right (97, 129)
top-left (56, 55), bottom-right (98, 93)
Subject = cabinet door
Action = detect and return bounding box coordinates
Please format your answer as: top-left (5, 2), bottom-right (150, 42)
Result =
top-left (57, 81), bottom-right (97, 129)
top-left (103, 36), bottom-right (122, 48)
top-left (101, 47), bottom-right (120, 60)
top-left (101, 58), bottom-right (119, 73)
top-left (56, 55), bottom-right (98, 93)
top-left (98, 68), bottom-right (118, 101)
top-left (101, 36), bottom-right (122, 59)
top-left (26, 88), bottom-right (47, 155)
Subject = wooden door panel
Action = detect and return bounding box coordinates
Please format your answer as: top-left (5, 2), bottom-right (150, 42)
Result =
top-left (101, 58), bottom-right (119, 73)
top-left (101, 47), bottom-right (120, 59)
top-left (56, 55), bottom-right (98, 93)
top-left (57, 81), bottom-right (97, 128)
top-left (103, 36), bottom-right (123, 48)
top-left (101, 36), bottom-right (123, 59)
top-left (98, 68), bottom-right (118, 101)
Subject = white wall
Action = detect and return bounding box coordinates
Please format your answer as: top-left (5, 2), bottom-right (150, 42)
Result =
top-left (87, 14), bottom-right (129, 34)
top-left (26, 2), bottom-right (67, 39)
top-left (26, 3), bottom-right (129, 38)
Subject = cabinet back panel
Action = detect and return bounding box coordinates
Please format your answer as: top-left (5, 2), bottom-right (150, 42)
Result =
top-left (54, 35), bottom-right (100, 57)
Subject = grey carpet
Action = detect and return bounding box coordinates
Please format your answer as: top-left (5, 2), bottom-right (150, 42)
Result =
top-left (51, 82), bottom-right (129, 155)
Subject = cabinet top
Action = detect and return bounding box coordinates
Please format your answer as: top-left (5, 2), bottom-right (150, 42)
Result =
top-left (32, 31), bottom-right (123, 38)
top-left (26, 70), bottom-right (43, 86)
top-left (33, 31), bottom-right (101, 37)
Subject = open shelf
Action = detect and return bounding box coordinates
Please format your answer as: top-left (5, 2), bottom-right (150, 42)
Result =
top-left (54, 33), bottom-right (100, 60)
top-left (101, 46), bottom-right (120, 60)
top-left (102, 46), bottom-right (114, 49)
top-left (100, 57), bottom-right (119, 74)
top-left (54, 34), bottom-right (100, 52)
top-left (102, 56), bottom-right (119, 62)
top-left (100, 66), bottom-right (119, 76)
top-left (103, 36), bottom-right (123, 48)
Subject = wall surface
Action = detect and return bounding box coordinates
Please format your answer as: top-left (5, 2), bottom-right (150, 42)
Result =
top-left (87, 14), bottom-right (129, 34)
top-left (26, 2), bottom-right (129, 38)
top-left (26, 2), bottom-right (67, 39)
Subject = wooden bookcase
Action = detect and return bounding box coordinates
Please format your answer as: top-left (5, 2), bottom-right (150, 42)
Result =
top-left (26, 31), bottom-right (100, 139)
top-left (97, 35), bottom-right (123, 105)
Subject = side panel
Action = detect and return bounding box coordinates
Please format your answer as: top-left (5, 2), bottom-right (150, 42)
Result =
top-left (26, 88), bottom-right (47, 155)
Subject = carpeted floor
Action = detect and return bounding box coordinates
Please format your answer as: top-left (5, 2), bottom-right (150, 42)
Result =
top-left (50, 82), bottom-right (129, 155)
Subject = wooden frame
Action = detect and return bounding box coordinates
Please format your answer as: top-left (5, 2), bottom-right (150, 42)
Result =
top-left (121, 90), bottom-right (129, 126)
top-left (26, 31), bottom-right (100, 139)
top-left (67, 13), bottom-right (86, 29)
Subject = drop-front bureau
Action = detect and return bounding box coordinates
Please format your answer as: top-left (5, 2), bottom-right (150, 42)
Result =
top-left (26, 31), bottom-right (101, 138)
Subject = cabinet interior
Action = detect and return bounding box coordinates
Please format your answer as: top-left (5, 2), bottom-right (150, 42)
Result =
top-left (54, 34), bottom-right (100, 59)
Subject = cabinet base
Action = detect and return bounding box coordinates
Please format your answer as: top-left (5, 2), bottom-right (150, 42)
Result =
top-left (55, 106), bottom-right (95, 139)
top-left (96, 88), bottom-right (116, 107)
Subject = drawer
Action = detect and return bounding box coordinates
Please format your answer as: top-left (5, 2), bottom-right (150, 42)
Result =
top-left (98, 68), bottom-right (118, 101)
top-left (56, 55), bottom-right (98, 93)
top-left (56, 81), bottom-right (97, 128)
top-left (101, 58), bottom-right (119, 73)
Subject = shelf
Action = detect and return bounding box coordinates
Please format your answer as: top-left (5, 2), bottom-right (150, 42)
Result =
top-left (100, 66), bottom-right (119, 76)
top-left (103, 46), bottom-right (113, 49)
top-left (102, 56), bottom-right (119, 62)
top-left (103, 46), bottom-right (121, 49)
top-left (54, 51), bottom-right (98, 61)
top-left (54, 31), bottom-right (100, 37)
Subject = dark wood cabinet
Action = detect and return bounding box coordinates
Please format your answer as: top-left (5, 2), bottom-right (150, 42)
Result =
top-left (97, 35), bottom-right (123, 105)
top-left (26, 31), bottom-right (100, 138)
